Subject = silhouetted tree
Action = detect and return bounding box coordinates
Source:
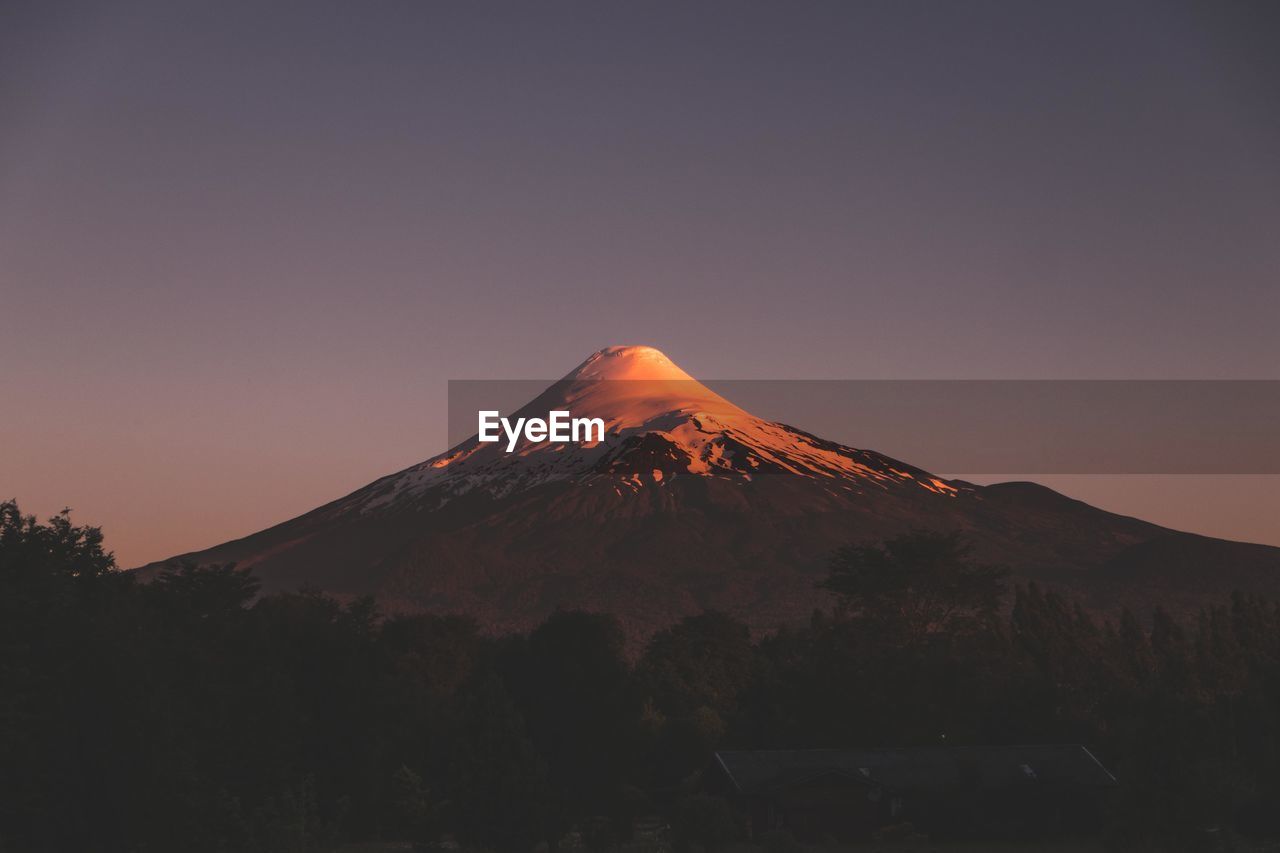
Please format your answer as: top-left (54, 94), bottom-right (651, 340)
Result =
top-left (635, 611), bottom-right (753, 787)
top-left (452, 676), bottom-right (565, 852)
top-left (508, 610), bottom-right (638, 829)
top-left (821, 529), bottom-right (1007, 641)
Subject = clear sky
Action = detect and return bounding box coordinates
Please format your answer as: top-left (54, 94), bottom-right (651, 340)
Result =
top-left (2, 1), bottom-right (1277, 567)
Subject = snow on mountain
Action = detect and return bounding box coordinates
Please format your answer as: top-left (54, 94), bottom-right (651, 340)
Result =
top-left (350, 346), bottom-right (966, 512)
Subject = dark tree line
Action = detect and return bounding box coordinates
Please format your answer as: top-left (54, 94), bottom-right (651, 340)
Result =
top-left (4, 502), bottom-right (1280, 852)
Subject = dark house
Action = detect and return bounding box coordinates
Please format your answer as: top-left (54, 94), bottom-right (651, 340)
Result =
top-left (711, 745), bottom-right (1117, 841)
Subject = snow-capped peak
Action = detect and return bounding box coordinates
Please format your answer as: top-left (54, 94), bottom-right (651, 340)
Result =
top-left (520, 346), bottom-right (747, 435)
top-left (349, 346), bottom-right (967, 512)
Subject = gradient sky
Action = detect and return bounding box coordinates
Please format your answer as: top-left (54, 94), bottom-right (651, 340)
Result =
top-left (2, 1), bottom-right (1278, 567)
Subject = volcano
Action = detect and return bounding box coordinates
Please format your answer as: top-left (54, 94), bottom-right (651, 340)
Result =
top-left (137, 346), bottom-right (1280, 638)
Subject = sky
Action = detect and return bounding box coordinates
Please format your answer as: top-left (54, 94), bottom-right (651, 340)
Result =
top-left (1, 0), bottom-right (1277, 567)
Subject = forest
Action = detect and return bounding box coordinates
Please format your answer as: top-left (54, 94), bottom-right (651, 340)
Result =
top-left (3, 498), bottom-right (1280, 853)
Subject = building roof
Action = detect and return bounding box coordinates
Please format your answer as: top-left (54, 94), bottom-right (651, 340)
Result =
top-left (714, 745), bottom-right (1117, 795)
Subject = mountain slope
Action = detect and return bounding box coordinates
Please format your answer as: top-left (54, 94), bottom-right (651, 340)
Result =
top-left (136, 346), bottom-right (1279, 637)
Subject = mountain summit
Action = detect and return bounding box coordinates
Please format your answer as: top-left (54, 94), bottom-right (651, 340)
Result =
top-left (138, 346), bottom-right (1280, 638)
top-left (565, 345), bottom-right (699, 382)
